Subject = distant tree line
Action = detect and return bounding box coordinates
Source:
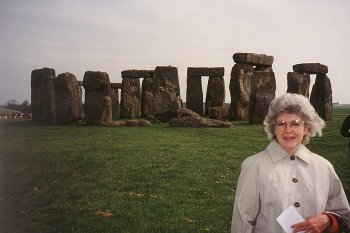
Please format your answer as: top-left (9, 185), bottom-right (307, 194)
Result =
top-left (6, 99), bottom-right (31, 114)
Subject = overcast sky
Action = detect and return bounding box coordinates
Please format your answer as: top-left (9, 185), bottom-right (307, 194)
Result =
top-left (1, 0), bottom-right (349, 105)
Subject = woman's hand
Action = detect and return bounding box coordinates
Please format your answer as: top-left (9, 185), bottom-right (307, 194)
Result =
top-left (291, 213), bottom-right (331, 233)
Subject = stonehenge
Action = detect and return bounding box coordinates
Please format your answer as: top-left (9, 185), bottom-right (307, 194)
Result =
top-left (30, 56), bottom-right (334, 126)
top-left (83, 71), bottom-right (112, 125)
top-left (120, 71), bottom-right (142, 119)
top-left (230, 53), bottom-right (276, 123)
top-left (141, 74), bottom-right (155, 118)
top-left (186, 67), bottom-right (225, 116)
top-left (249, 71), bottom-right (276, 123)
top-left (287, 72), bottom-right (310, 98)
top-left (287, 63), bottom-right (333, 120)
top-left (54, 72), bottom-right (84, 123)
top-left (153, 66), bottom-right (182, 122)
top-left (110, 83), bottom-right (121, 119)
top-left (31, 67), bottom-right (56, 123)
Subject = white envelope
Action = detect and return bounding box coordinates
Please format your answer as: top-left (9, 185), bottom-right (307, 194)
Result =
top-left (276, 205), bottom-right (305, 233)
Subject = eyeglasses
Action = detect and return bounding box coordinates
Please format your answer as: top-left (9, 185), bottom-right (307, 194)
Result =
top-left (274, 119), bottom-right (305, 129)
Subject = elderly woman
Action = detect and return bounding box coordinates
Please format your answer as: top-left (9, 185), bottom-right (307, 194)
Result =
top-left (231, 93), bottom-right (350, 233)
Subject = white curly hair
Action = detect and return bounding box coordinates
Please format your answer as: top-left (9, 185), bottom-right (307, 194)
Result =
top-left (263, 93), bottom-right (325, 144)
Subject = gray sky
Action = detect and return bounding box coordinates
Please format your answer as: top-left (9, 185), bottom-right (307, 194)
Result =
top-left (1, 0), bottom-right (349, 105)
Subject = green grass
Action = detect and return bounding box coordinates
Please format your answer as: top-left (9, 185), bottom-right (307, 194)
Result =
top-left (1, 109), bottom-right (349, 233)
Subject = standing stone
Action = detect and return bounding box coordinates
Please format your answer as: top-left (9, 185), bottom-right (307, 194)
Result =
top-left (54, 72), bottom-right (83, 123)
top-left (310, 74), bottom-right (333, 121)
top-left (153, 66), bottom-right (182, 122)
top-left (229, 64), bottom-right (253, 120)
top-left (120, 78), bottom-right (141, 118)
top-left (205, 76), bottom-right (225, 115)
top-left (249, 71), bottom-right (276, 124)
top-left (287, 72), bottom-right (310, 97)
top-left (186, 76), bottom-right (203, 115)
top-left (110, 83), bottom-right (121, 119)
top-left (31, 67), bottom-right (56, 123)
top-left (83, 71), bottom-right (112, 125)
top-left (141, 77), bottom-right (155, 117)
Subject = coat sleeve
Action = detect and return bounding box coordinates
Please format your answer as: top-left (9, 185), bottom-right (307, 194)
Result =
top-left (340, 115), bottom-right (350, 137)
top-left (231, 157), bottom-right (260, 233)
top-left (325, 164), bottom-right (350, 228)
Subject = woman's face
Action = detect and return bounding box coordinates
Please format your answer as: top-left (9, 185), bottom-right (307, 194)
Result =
top-left (274, 113), bottom-right (309, 155)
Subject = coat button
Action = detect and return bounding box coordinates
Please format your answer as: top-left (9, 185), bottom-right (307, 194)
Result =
top-left (290, 155), bottom-right (296, 160)
top-left (292, 178), bottom-right (298, 183)
top-left (294, 202), bottom-right (300, 207)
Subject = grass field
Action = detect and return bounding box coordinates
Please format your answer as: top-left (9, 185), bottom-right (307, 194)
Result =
top-left (1, 109), bottom-right (350, 233)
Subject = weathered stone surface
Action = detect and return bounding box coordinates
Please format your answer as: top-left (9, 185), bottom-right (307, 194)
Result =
top-left (125, 119), bottom-right (152, 126)
top-left (141, 77), bottom-right (155, 117)
top-left (100, 119), bottom-right (151, 127)
top-left (292, 63), bottom-right (328, 74)
top-left (54, 72), bottom-right (83, 123)
top-left (121, 70), bottom-right (154, 79)
top-left (169, 108), bottom-right (232, 128)
top-left (31, 67), bottom-right (56, 123)
top-left (205, 76), bottom-right (225, 115)
top-left (208, 105), bottom-right (230, 120)
top-left (229, 64), bottom-right (253, 120)
top-left (153, 66), bottom-right (182, 122)
top-left (233, 53), bottom-right (274, 66)
top-left (111, 83), bottom-right (122, 89)
top-left (120, 78), bottom-right (141, 118)
top-left (83, 71), bottom-right (112, 125)
top-left (186, 76), bottom-right (203, 115)
top-left (255, 65), bottom-right (273, 72)
top-left (249, 71), bottom-right (276, 124)
top-left (187, 67), bottom-right (224, 77)
top-left (110, 87), bottom-right (120, 119)
top-left (310, 74), bottom-right (333, 121)
top-left (287, 72), bottom-right (310, 97)
top-left (83, 71), bottom-right (111, 95)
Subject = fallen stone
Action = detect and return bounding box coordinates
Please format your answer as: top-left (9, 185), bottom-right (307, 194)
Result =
top-left (169, 108), bottom-right (232, 128)
top-left (208, 105), bottom-right (230, 120)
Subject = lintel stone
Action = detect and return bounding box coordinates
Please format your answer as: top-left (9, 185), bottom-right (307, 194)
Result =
top-left (111, 83), bottom-right (122, 89)
top-left (121, 69), bottom-right (154, 79)
top-left (292, 63), bottom-right (328, 74)
top-left (187, 67), bottom-right (224, 77)
top-left (232, 53), bottom-right (274, 66)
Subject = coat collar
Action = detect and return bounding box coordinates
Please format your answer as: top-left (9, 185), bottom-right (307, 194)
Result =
top-left (266, 141), bottom-right (311, 164)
